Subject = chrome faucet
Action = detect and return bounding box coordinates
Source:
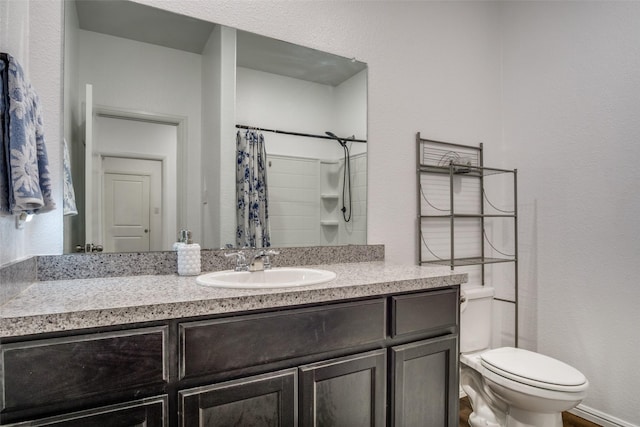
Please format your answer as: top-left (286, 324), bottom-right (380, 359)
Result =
top-left (248, 249), bottom-right (280, 271)
top-left (225, 249), bottom-right (279, 272)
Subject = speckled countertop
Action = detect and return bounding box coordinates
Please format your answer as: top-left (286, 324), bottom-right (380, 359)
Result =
top-left (0, 262), bottom-right (466, 338)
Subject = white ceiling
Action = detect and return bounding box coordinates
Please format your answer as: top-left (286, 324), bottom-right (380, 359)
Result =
top-left (74, 0), bottom-right (366, 86)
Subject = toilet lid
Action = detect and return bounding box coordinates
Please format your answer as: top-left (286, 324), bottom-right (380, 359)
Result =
top-left (480, 347), bottom-right (588, 391)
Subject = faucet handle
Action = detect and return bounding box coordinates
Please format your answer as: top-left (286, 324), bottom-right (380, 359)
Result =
top-left (263, 249), bottom-right (279, 269)
top-left (225, 251), bottom-right (247, 271)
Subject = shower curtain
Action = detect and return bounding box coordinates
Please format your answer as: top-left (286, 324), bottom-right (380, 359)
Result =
top-left (236, 130), bottom-right (270, 248)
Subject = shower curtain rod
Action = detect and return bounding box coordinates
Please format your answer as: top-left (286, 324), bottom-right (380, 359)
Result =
top-left (236, 124), bottom-right (367, 143)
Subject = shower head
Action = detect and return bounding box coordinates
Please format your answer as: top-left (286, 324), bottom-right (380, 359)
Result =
top-left (325, 131), bottom-right (346, 147)
top-left (325, 131), bottom-right (338, 139)
top-left (325, 131), bottom-right (352, 222)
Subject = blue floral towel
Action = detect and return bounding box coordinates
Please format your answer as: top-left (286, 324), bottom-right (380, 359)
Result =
top-left (0, 53), bottom-right (55, 215)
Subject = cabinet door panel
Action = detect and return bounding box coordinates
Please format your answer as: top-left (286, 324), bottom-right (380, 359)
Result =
top-left (180, 368), bottom-right (296, 427)
top-left (299, 349), bottom-right (386, 427)
top-left (5, 396), bottom-right (167, 427)
top-left (1, 327), bottom-right (168, 411)
top-left (391, 335), bottom-right (458, 427)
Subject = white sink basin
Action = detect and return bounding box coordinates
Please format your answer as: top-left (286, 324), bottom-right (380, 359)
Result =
top-left (196, 267), bottom-right (337, 289)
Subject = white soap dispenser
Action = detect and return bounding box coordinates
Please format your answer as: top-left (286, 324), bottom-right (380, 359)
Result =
top-left (176, 230), bottom-right (201, 276)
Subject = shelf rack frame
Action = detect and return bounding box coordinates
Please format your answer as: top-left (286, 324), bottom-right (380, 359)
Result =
top-left (416, 133), bottom-right (519, 347)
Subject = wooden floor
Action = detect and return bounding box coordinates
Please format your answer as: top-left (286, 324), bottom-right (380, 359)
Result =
top-left (460, 397), bottom-right (601, 427)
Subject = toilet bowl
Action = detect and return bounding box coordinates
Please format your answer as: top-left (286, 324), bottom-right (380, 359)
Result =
top-left (460, 287), bottom-right (588, 427)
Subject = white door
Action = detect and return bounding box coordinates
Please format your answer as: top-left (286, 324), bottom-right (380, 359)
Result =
top-left (103, 173), bottom-right (151, 252)
top-left (102, 156), bottom-right (163, 252)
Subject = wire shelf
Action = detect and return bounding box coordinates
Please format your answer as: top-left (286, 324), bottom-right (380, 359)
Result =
top-left (419, 138), bottom-right (481, 169)
top-left (416, 132), bottom-right (519, 347)
top-left (420, 257), bottom-right (516, 267)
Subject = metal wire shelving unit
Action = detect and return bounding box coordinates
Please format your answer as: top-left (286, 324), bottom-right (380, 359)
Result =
top-left (416, 133), bottom-right (519, 347)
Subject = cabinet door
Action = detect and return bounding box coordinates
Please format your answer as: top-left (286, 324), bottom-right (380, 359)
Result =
top-left (299, 349), bottom-right (386, 427)
top-left (180, 368), bottom-right (297, 427)
top-left (5, 396), bottom-right (167, 427)
top-left (391, 335), bottom-right (458, 427)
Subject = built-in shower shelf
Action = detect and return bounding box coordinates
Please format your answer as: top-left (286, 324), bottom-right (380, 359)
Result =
top-left (321, 194), bottom-right (339, 200)
top-left (320, 220), bottom-right (339, 226)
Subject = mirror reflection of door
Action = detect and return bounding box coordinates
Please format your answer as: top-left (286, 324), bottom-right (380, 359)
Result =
top-left (102, 156), bottom-right (163, 252)
top-left (103, 171), bottom-right (150, 252)
top-left (94, 116), bottom-right (178, 252)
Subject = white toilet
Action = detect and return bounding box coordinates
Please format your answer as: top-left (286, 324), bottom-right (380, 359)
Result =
top-left (460, 286), bottom-right (589, 427)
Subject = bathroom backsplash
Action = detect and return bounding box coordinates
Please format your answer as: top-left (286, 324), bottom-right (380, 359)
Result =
top-left (35, 244), bottom-right (384, 281)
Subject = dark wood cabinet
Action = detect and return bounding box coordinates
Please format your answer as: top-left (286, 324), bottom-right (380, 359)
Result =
top-left (179, 299), bottom-right (386, 379)
top-left (180, 369), bottom-right (296, 427)
top-left (1, 286), bottom-right (459, 427)
top-left (1, 327), bottom-right (168, 412)
top-left (391, 335), bottom-right (459, 427)
top-left (300, 349), bottom-right (387, 427)
top-left (180, 349), bottom-right (387, 427)
top-left (5, 396), bottom-right (167, 427)
top-left (391, 289), bottom-right (458, 338)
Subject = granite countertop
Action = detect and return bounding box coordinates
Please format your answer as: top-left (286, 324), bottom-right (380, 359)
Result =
top-left (0, 261), bottom-right (467, 338)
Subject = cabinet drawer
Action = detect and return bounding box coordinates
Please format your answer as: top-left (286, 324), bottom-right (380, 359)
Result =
top-left (391, 288), bottom-right (458, 337)
top-left (1, 326), bottom-right (168, 411)
top-left (4, 396), bottom-right (168, 427)
top-left (180, 299), bottom-right (386, 379)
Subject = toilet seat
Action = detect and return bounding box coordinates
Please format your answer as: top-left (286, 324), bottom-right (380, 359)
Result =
top-left (480, 347), bottom-right (588, 393)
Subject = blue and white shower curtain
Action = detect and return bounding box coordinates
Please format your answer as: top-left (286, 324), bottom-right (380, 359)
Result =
top-left (236, 130), bottom-right (270, 248)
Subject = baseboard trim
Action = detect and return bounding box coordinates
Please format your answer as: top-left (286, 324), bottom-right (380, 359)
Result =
top-left (570, 404), bottom-right (638, 427)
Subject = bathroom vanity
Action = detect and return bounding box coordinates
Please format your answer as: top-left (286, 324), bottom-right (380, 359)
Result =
top-left (0, 261), bottom-right (465, 426)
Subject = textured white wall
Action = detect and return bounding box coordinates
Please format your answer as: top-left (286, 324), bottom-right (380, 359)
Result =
top-left (501, 2), bottom-right (640, 425)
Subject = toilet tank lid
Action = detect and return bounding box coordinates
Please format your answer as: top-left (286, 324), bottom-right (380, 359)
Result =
top-left (481, 347), bottom-right (588, 390)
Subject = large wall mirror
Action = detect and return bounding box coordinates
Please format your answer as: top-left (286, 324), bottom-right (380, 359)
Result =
top-left (63, 0), bottom-right (367, 253)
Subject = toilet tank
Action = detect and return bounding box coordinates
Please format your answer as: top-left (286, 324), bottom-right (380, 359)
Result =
top-left (460, 286), bottom-right (495, 353)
